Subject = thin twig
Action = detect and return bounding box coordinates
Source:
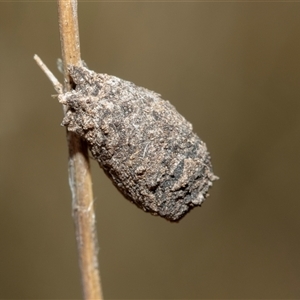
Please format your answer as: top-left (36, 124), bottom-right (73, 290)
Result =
top-left (34, 2), bottom-right (102, 298)
top-left (35, 52), bottom-right (103, 298)
top-left (34, 55), bottom-right (63, 94)
top-left (56, 0), bottom-right (103, 299)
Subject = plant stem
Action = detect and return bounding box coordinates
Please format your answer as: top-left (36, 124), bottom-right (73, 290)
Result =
top-left (57, 0), bottom-right (103, 299)
top-left (33, 55), bottom-right (63, 94)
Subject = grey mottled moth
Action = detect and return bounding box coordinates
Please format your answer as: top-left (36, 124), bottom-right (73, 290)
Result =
top-left (56, 65), bottom-right (218, 221)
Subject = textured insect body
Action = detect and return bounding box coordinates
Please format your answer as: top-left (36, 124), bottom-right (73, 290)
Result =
top-left (58, 65), bottom-right (218, 221)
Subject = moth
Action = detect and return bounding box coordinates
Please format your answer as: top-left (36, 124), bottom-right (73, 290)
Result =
top-left (56, 65), bottom-right (218, 222)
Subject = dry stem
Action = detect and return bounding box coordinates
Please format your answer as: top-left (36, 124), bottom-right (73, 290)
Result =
top-left (34, 55), bottom-right (63, 94)
top-left (34, 53), bottom-right (102, 298)
top-left (34, 1), bottom-right (103, 298)
top-left (56, 0), bottom-right (102, 299)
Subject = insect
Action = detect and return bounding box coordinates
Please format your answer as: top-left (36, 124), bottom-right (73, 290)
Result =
top-left (56, 65), bottom-right (218, 221)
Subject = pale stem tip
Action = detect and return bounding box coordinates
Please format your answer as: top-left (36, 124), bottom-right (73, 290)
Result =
top-left (34, 54), bottom-right (63, 94)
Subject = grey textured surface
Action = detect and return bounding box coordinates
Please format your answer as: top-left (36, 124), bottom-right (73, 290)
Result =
top-left (59, 66), bottom-right (218, 221)
top-left (2, 5), bottom-right (300, 299)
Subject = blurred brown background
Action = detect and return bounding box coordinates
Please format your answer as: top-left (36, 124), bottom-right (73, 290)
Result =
top-left (1, 2), bottom-right (300, 299)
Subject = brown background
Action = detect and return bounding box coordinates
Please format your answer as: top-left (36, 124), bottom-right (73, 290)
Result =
top-left (1, 2), bottom-right (300, 299)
